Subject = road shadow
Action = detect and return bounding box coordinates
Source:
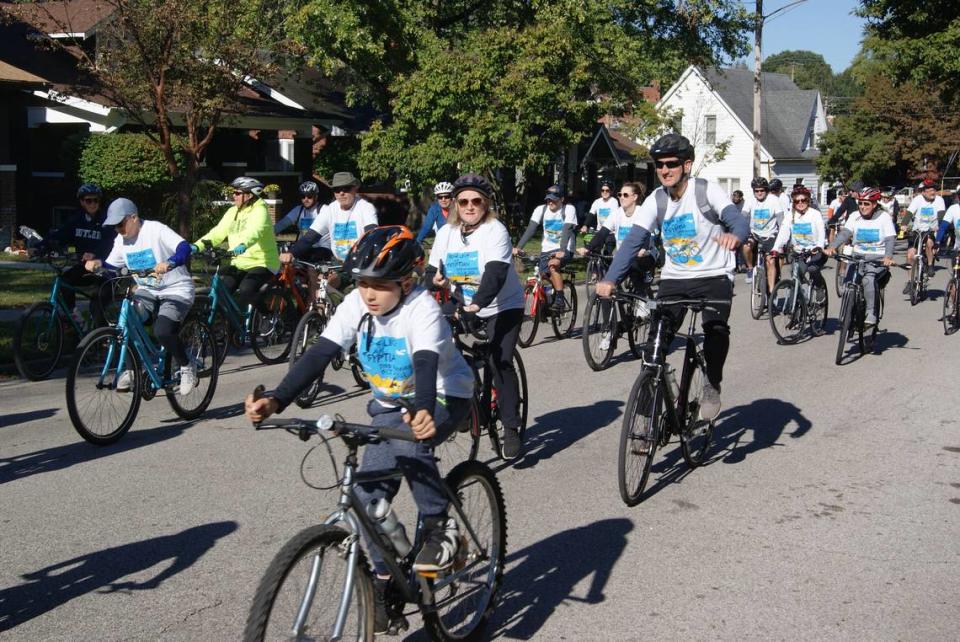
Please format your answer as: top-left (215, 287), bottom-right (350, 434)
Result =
top-left (0, 408), bottom-right (58, 429)
top-left (0, 521), bottom-right (237, 631)
top-left (709, 397), bottom-right (812, 465)
top-left (504, 399), bottom-right (623, 472)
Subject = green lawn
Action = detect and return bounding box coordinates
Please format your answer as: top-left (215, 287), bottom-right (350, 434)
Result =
top-left (0, 267), bottom-right (54, 309)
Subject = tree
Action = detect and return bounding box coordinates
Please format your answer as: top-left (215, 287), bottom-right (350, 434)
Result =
top-left (763, 50), bottom-right (835, 92)
top-left (290, 0), bottom-right (751, 196)
top-left (6, 0), bottom-right (289, 237)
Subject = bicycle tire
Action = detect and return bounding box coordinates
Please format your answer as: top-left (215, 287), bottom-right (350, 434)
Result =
top-left (910, 258), bottom-right (921, 306)
top-left (617, 369), bottom-right (661, 506)
top-left (835, 288), bottom-right (854, 366)
top-left (583, 256), bottom-right (602, 302)
top-left (243, 525), bottom-right (374, 642)
top-left (251, 293), bottom-right (298, 364)
top-left (625, 300), bottom-right (649, 360)
top-left (854, 295), bottom-right (867, 356)
top-left (834, 259), bottom-right (845, 298)
top-left (749, 267), bottom-right (765, 319)
top-left (808, 281), bottom-right (829, 337)
top-left (678, 351), bottom-right (713, 468)
top-left (350, 350), bottom-right (370, 389)
top-left (289, 311), bottom-right (326, 408)
top-left (435, 399), bottom-right (480, 476)
top-left (13, 302), bottom-right (65, 381)
top-left (423, 461), bottom-right (506, 642)
top-left (550, 279), bottom-right (577, 338)
top-left (768, 279), bottom-right (806, 344)
top-left (517, 284), bottom-right (539, 348)
top-left (192, 295), bottom-right (229, 366)
top-left (165, 318), bottom-right (219, 420)
top-left (943, 279), bottom-right (959, 335)
top-left (66, 327), bottom-right (141, 445)
top-left (485, 349), bottom-right (528, 459)
top-left (581, 294), bottom-right (617, 371)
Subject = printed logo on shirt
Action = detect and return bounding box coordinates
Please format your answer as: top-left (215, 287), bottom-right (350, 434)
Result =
top-left (916, 206), bottom-right (936, 229)
top-left (75, 228), bottom-right (101, 240)
top-left (597, 207), bottom-right (611, 226)
top-left (544, 218), bottom-right (563, 244)
top-left (792, 222), bottom-right (813, 247)
top-left (333, 221), bottom-right (359, 259)
top-left (126, 248), bottom-right (159, 288)
top-left (751, 208), bottom-right (772, 232)
top-left (446, 250), bottom-right (481, 303)
top-left (853, 227), bottom-right (882, 254)
top-left (662, 213), bottom-right (703, 266)
top-left (298, 215), bottom-right (315, 230)
top-left (358, 334), bottom-right (414, 399)
top-left (616, 222), bottom-right (633, 244)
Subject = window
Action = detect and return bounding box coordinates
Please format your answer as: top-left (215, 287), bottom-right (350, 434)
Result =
top-left (705, 115), bottom-right (717, 146)
top-left (717, 178), bottom-right (740, 195)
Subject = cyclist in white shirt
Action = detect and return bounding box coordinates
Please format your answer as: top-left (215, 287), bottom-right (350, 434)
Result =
top-left (513, 188), bottom-right (578, 311)
top-left (597, 133), bottom-right (749, 419)
top-left (85, 198), bottom-right (198, 394)
top-left (275, 181), bottom-right (332, 263)
top-left (771, 185), bottom-right (827, 294)
top-left (904, 179), bottom-right (945, 290)
top-left (770, 178), bottom-right (792, 215)
top-left (741, 176), bottom-right (785, 293)
top-left (824, 187), bottom-right (896, 327)
top-left (582, 180), bottom-right (619, 232)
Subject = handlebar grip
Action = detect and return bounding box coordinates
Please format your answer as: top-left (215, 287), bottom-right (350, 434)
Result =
top-left (252, 385), bottom-right (266, 430)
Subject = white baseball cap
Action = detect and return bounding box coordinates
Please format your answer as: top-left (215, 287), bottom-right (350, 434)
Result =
top-left (103, 198), bottom-right (138, 226)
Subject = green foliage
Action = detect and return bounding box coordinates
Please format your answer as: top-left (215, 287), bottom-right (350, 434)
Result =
top-left (816, 111), bottom-right (894, 185)
top-left (763, 50), bottom-right (862, 97)
top-left (314, 136), bottom-right (361, 181)
top-left (159, 179), bottom-right (230, 241)
top-left (290, 0), bottom-right (750, 192)
top-left (78, 133), bottom-right (183, 197)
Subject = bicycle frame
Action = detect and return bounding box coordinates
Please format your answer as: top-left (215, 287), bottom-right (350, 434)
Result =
top-left (101, 294), bottom-right (170, 391)
top-left (46, 273), bottom-right (87, 335)
top-left (642, 303), bottom-right (701, 437)
top-left (206, 267), bottom-right (252, 341)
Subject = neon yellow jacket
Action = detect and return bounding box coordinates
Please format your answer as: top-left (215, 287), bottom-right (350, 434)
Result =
top-left (196, 199), bottom-right (280, 272)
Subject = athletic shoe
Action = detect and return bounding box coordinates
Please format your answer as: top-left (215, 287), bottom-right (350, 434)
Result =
top-left (550, 293), bottom-right (567, 312)
top-left (413, 516), bottom-right (459, 572)
top-left (599, 331), bottom-right (612, 351)
top-left (501, 426), bottom-right (522, 459)
top-left (745, 273), bottom-right (753, 284)
top-left (699, 382), bottom-right (721, 422)
top-left (116, 370), bottom-right (134, 392)
top-left (902, 281), bottom-right (911, 295)
top-left (179, 363), bottom-right (198, 396)
top-left (926, 264), bottom-right (935, 277)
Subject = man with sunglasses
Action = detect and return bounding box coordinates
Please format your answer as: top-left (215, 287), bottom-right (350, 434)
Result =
top-left (416, 182), bottom-right (455, 243)
top-left (741, 176), bottom-right (785, 291)
top-left (903, 179), bottom-right (944, 292)
top-left (514, 187), bottom-right (579, 311)
top-left (32, 182), bottom-right (117, 326)
top-left (596, 133), bottom-right (748, 421)
top-left (276, 181), bottom-right (332, 264)
top-left (291, 171), bottom-right (378, 266)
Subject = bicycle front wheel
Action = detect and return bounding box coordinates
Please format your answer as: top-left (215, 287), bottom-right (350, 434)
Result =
top-left (191, 295), bottom-right (229, 366)
top-left (166, 317), bottom-right (219, 420)
top-left (66, 327), bottom-right (141, 445)
top-left (749, 267), bottom-right (766, 319)
top-left (423, 460), bottom-right (506, 642)
top-left (581, 295), bottom-right (617, 371)
top-left (909, 258), bottom-right (922, 306)
top-left (517, 284), bottom-right (539, 348)
top-left (251, 294), bottom-right (298, 364)
top-left (244, 525), bottom-right (373, 642)
top-left (768, 280), bottom-right (806, 344)
top-left (618, 370), bottom-right (661, 506)
top-left (679, 352), bottom-right (713, 468)
top-left (289, 310), bottom-right (326, 408)
top-left (835, 288), bottom-right (854, 365)
top-left (834, 260), bottom-right (845, 297)
top-left (943, 278), bottom-right (959, 335)
top-left (550, 279), bottom-right (577, 338)
top-left (14, 302), bottom-right (65, 381)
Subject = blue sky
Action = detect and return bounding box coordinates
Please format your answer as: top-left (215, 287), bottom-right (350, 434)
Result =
top-left (739, 0), bottom-right (867, 73)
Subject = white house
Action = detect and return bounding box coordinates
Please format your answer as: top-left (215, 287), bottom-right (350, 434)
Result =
top-left (655, 66), bottom-right (829, 202)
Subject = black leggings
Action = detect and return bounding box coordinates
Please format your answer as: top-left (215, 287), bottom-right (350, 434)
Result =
top-left (627, 255), bottom-right (656, 294)
top-left (798, 252), bottom-right (828, 289)
top-left (221, 266), bottom-right (274, 310)
top-left (154, 315), bottom-right (188, 366)
top-left (484, 308), bottom-right (523, 431)
top-left (646, 276), bottom-right (733, 390)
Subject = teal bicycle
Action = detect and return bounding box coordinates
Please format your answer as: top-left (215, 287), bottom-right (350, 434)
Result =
top-left (65, 270), bottom-right (219, 445)
top-left (13, 226), bottom-right (122, 380)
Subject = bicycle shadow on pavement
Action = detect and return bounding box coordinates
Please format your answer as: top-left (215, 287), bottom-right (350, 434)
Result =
top-left (708, 397), bottom-right (812, 465)
top-left (0, 408), bottom-right (58, 429)
top-left (0, 521), bottom-right (237, 632)
top-left (503, 400), bottom-right (623, 472)
top-left (490, 518), bottom-right (633, 640)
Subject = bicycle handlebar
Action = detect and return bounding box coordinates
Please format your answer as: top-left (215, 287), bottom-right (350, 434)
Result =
top-left (292, 259), bottom-right (342, 274)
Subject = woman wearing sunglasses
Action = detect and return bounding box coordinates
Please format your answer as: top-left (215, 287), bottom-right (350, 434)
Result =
top-left (771, 185), bottom-right (828, 293)
top-left (425, 173), bottom-right (526, 459)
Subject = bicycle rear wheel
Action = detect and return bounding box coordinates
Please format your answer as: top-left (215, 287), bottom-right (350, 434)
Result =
top-left (66, 327), bottom-right (141, 445)
top-left (749, 267), bottom-right (766, 319)
top-left (517, 284), bottom-right (539, 347)
top-left (618, 369), bottom-right (661, 506)
top-left (679, 352), bottom-right (713, 468)
top-left (486, 349), bottom-right (528, 459)
top-left (166, 318), bottom-right (219, 420)
top-left (768, 280), bottom-right (806, 344)
top-left (191, 295), bottom-right (229, 366)
top-left (243, 525), bottom-right (373, 642)
top-left (943, 278), bottom-right (959, 335)
top-left (581, 295), bottom-right (617, 371)
top-left (423, 461), bottom-right (506, 642)
top-left (835, 288), bottom-right (854, 366)
top-left (251, 293), bottom-right (298, 364)
top-left (289, 310), bottom-right (326, 408)
top-left (808, 280), bottom-right (829, 336)
top-left (13, 302), bottom-right (65, 381)
top-left (550, 279), bottom-right (577, 338)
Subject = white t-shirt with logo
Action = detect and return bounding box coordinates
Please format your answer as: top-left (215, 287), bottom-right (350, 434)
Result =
top-left (530, 204), bottom-right (577, 253)
top-left (105, 220), bottom-right (195, 303)
top-left (589, 197), bottom-right (619, 230)
top-left (428, 219), bottom-right (524, 318)
top-left (276, 204), bottom-right (326, 247)
top-left (320, 287), bottom-right (474, 407)
top-left (943, 204), bottom-right (960, 249)
top-left (907, 195), bottom-right (945, 232)
top-left (601, 207), bottom-right (644, 251)
top-left (742, 195), bottom-right (784, 239)
top-left (309, 198), bottom-right (379, 261)
top-left (843, 212), bottom-right (896, 258)
top-left (634, 181), bottom-right (736, 281)
top-left (773, 209), bottom-right (826, 253)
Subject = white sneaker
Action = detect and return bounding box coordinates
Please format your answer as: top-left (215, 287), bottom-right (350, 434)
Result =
top-left (179, 364), bottom-right (198, 396)
top-left (116, 370), bottom-right (134, 392)
top-left (699, 382), bottom-right (721, 422)
top-left (599, 331), bottom-right (612, 351)
top-left (744, 272), bottom-right (753, 284)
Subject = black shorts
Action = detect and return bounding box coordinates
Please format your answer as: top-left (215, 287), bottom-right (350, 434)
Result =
top-left (747, 235), bottom-right (776, 254)
top-left (907, 231), bottom-right (934, 249)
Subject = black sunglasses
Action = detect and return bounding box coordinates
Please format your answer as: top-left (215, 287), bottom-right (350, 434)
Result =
top-left (232, 190), bottom-right (245, 196)
top-left (81, 197), bottom-right (100, 203)
top-left (617, 192), bottom-right (634, 198)
top-left (654, 159), bottom-right (684, 169)
top-left (793, 198), bottom-right (809, 204)
top-left (333, 187), bottom-right (353, 194)
top-left (457, 197), bottom-right (484, 207)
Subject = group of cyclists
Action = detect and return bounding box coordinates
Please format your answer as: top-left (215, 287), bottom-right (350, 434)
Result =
top-left (19, 130), bottom-right (960, 638)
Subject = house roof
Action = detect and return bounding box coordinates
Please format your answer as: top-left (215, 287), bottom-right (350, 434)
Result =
top-left (581, 125), bottom-right (643, 168)
top-left (700, 67), bottom-right (819, 160)
top-left (0, 60), bottom-right (46, 84)
top-left (3, 0), bottom-right (112, 38)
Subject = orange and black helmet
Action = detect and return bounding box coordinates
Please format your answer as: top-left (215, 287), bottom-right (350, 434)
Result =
top-left (344, 225), bottom-right (424, 280)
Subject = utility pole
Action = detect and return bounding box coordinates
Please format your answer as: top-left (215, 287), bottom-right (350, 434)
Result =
top-left (753, 0), bottom-right (763, 177)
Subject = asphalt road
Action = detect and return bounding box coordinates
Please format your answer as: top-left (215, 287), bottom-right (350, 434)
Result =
top-left (1, 260), bottom-right (958, 641)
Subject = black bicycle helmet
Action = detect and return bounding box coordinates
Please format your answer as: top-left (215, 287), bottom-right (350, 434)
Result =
top-left (769, 178), bottom-right (784, 192)
top-left (649, 133), bottom-right (694, 161)
top-left (451, 173), bottom-right (494, 199)
top-left (751, 177), bottom-right (769, 190)
top-left (344, 225), bottom-right (424, 280)
top-left (77, 182), bottom-right (102, 199)
top-left (298, 180), bottom-right (319, 196)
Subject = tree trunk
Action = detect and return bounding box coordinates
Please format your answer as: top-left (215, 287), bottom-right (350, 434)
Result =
top-left (176, 157), bottom-right (200, 239)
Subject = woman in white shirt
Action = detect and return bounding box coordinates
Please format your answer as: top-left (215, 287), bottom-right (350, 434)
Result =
top-left (771, 185), bottom-right (827, 292)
